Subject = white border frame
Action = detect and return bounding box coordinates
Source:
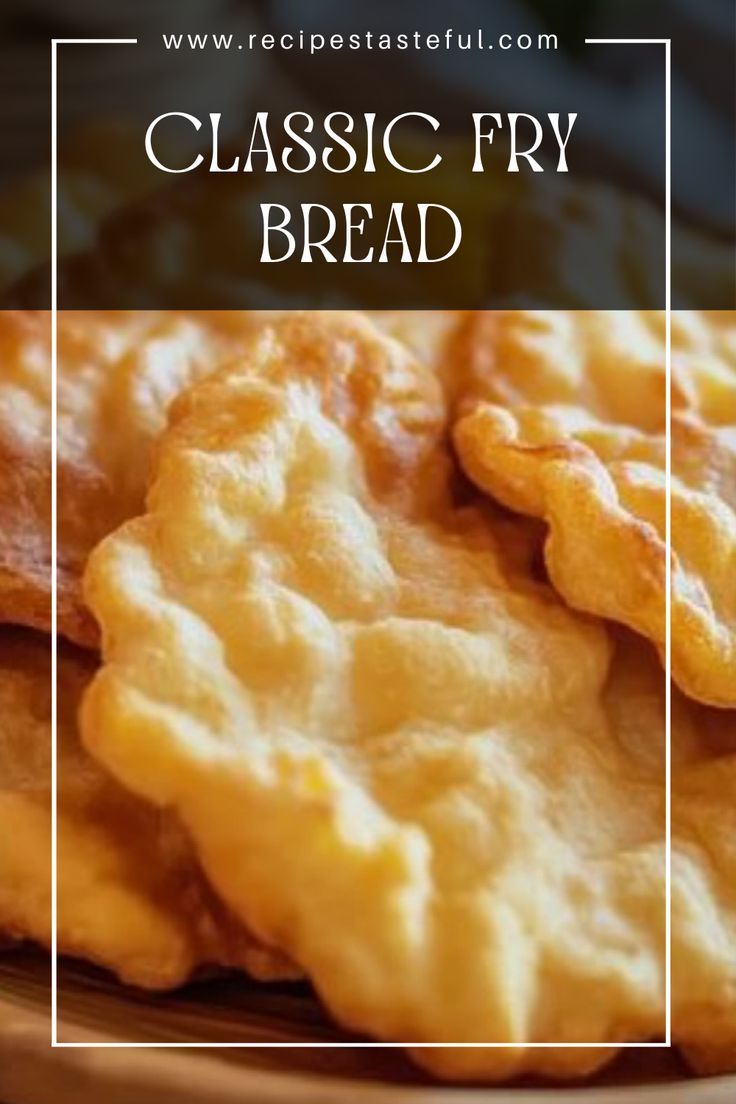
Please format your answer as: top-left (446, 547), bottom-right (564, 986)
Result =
top-left (585, 37), bottom-right (672, 1051)
top-left (50, 37), bottom-right (672, 1050)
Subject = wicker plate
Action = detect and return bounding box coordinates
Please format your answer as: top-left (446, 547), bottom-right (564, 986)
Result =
top-left (1, 951), bottom-right (735, 1104)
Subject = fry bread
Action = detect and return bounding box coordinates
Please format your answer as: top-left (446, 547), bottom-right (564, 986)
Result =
top-left (0, 310), bottom-right (266, 646)
top-left (0, 309), bottom-right (462, 647)
top-left (0, 312), bottom-right (55, 635)
top-left (0, 627), bottom-right (294, 986)
top-left (75, 311), bottom-right (735, 1077)
top-left (453, 310), bottom-right (736, 707)
top-left (370, 311), bottom-right (465, 381)
top-left (671, 735), bottom-right (736, 1076)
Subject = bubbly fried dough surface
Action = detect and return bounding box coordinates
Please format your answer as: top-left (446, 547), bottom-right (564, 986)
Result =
top-left (76, 311), bottom-right (736, 1078)
top-left (0, 310), bottom-right (269, 646)
top-left (0, 312), bottom-right (67, 637)
top-left (453, 310), bottom-right (736, 707)
top-left (0, 309), bottom-right (460, 647)
top-left (671, 735), bottom-right (736, 1076)
top-left (370, 311), bottom-right (465, 382)
top-left (0, 627), bottom-right (294, 986)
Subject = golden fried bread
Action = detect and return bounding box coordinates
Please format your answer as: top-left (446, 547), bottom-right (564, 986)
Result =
top-left (0, 627), bottom-right (294, 986)
top-left (453, 310), bottom-right (736, 707)
top-left (370, 311), bottom-right (465, 381)
top-left (75, 312), bottom-right (700, 1076)
top-left (672, 754), bottom-right (736, 1075)
top-left (412, 636), bottom-right (736, 1080)
top-left (0, 310), bottom-right (265, 645)
top-left (0, 312), bottom-right (65, 637)
top-left (680, 310), bottom-right (736, 424)
top-left (0, 308), bottom-right (459, 647)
